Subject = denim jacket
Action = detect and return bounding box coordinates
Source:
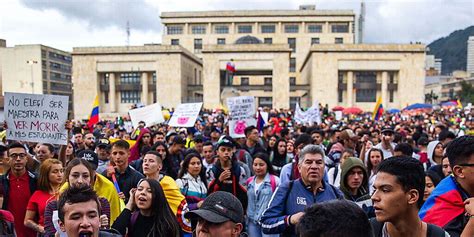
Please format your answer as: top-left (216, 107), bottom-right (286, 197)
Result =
top-left (246, 173), bottom-right (280, 222)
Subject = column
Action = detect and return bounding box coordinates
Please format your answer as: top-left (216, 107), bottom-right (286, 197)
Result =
top-left (381, 71), bottom-right (388, 106)
top-left (347, 71), bottom-right (353, 107)
top-left (273, 53), bottom-right (290, 109)
top-left (141, 72), bottom-right (149, 105)
top-left (109, 73), bottom-right (116, 112)
top-left (203, 56), bottom-right (220, 109)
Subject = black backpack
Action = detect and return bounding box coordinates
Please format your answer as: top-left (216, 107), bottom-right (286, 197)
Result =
top-left (370, 218), bottom-right (446, 237)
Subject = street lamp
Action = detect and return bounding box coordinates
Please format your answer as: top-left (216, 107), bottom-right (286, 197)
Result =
top-left (26, 60), bottom-right (38, 93)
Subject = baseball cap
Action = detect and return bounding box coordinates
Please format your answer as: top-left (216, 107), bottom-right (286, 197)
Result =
top-left (381, 126), bottom-right (395, 134)
top-left (171, 136), bottom-right (186, 145)
top-left (185, 191), bottom-right (244, 224)
top-left (217, 136), bottom-right (235, 148)
top-left (96, 138), bottom-right (111, 149)
top-left (76, 150), bottom-right (99, 170)
top-left (340, 129), bottom-right (359, 141)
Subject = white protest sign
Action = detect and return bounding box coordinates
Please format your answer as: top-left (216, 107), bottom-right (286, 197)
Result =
top-left (168, 103), bottom-right (203, 127)
top-left (5, 92), bottom-right (69, 145)
top-left (294, 103), bottom-right (307, 124)
top-left (306, 101), bottom-right (322, 125)
top-left (335, 111), bottom-right (343, 121)
top-left (227, 96), bottom-right (256, 138)
top-left (129, 103), bottom-right (165, 129)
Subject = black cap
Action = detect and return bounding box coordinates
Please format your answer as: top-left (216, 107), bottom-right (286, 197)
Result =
top-left (217, 136), bottom-right (235, 148)
top-left (185, 191), bottom-right (244, 224)
top-left (172, 136), bottom-right (186, 145)
top-left (76, 150), bottom-right (99, 170)
top-left (96, 138), bottom-right (111, 149)
top-left (381, 126), bottom-right (394, 134)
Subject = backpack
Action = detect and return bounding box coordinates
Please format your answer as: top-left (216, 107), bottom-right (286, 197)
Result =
top-left (246, 175), bottom-right (277, 192)
top-left (370, 218), bottom-right (447, 237)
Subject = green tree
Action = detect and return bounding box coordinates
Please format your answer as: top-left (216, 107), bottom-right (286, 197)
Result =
top-left (459, 81), bottom-right (474, 104)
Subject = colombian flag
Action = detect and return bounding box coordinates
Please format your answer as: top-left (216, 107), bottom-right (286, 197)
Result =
top-left (372, 96), bottom-right (384, 121)
top-left (456, 99), bottom-right (463, 109)
top-left (419, 175), bottom-right (466, 228)
top-left (87, 95), bottom-right (99, 130)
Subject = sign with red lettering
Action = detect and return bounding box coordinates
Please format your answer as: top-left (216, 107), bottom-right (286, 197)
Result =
top-left (168, 103), bottom-right (203, 128)
top-left (5, 92), bottom-right (69, 145)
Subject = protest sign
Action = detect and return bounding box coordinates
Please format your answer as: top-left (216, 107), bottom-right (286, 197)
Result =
top-left (227, 96), bottom-right (256, 138)
top-left (168, 103), bottom-right (203, 127)
top-left (129, 103), bottom-right (165, 129)
top-left (335, 111), bottom-right (343, 121)
top-left (5, 92), bottom-right (69, 145)
top-left (294, 103), bottom-right (307, 124)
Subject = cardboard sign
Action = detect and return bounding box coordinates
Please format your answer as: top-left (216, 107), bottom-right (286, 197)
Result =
top-left (168, 103), bottom-right (203, 127)
top-left (5, 92), bottom-right (69, 145)
top-left (227, 96), bottom-right (256, 138)
top-left (129, 103), bottom-right (165, 129)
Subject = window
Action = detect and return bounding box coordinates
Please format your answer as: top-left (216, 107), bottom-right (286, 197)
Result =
top-left (171, 39), bottom-right (179, 45)
top-left (290, 97), bottom-right (300, 110)
top-left (264, 77), bottom-right (272, 86)
top-left (120, 72), bottom-right (140, 84)
top-left (102, 73), bottom-right (109, 85)
top-left (335, 38), bottom-right (344, 44)
top-left (331, 24), bottom-right (349, 33)
top-left (194, 39), bottom-right (202, 53)
top-left (214, 25), bottom-right (229, 34)
top-left (258, 97), bottom-right (273, 108)
top-left (288, 38), bottom-right (296, 52)
top-left (290, 58), bottom-right (296, 72)
top-left (152, 72), bottom-right (156, 84)
top-left (121, 91), bottom-right (140, 103)
top-left (238, 25), bottom-right (252, 33)
top-left (284, 25), bottom-right (299, 33)
top-left (355, 72), bottom-right (377, 102)
top-left (167, 25), bottom-right (183, 35)
top-left (261, 25), bottom-right (275, 33)
top-left (192, 25), bottom-right (206, 34)
top-left (104, 92), bottom-right (109, 104)
top-left (308, 24), bottom-right (322, 33)
top-left (311, 38), bottom-right (320, 45)
top-left (241, 77), bottom-right (249, 86)
top-left (264, 38), bottom-right (273, 44)
top-left (217, 38), bottom-right (226, 45)
top-left (289, 77), bottom-right (296, 86)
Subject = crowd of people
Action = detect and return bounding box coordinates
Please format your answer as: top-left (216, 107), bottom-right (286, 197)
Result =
top-left (0, 106), bottom-right (473, 237)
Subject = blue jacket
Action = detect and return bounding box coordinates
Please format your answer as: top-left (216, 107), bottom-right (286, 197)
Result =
top-left (260, 178), bottom-right (343, 237)
top-left (246, 173), bottom-right (280, 222)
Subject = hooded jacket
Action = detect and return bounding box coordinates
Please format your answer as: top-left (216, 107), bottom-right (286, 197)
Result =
top-left (129, 128), bottom-right (151, 162)
top-left (427, 140), bottom-right (442, 166)
top-left (339, 157), bottom-right (370, 202)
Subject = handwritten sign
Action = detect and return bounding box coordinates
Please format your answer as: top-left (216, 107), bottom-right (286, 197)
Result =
top-left (5, 92), bottom-right (69, 145)
top-left (227, 96), bottom-right (256, 138)
top-left (129, 103), bottom-right (165, 129)
top-left (168, 103), bottom-right (203, 127)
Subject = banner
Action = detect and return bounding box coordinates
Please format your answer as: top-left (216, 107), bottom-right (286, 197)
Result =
top-left (306, 101), bottom-right (322, 125)
top-left (5, 92), bottom-right (69, 145)
top-left (227, 96), bottom-right (256, 138)
top-left (129, 103), bottom-right (165, 129)
top-left (294, 103), bottom-right (307, 124)
top-left (168, 103), bottom-right (203, 127)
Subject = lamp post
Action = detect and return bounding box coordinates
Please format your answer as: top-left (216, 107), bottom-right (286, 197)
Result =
top-left (26, 60), bottom-right (38, 93)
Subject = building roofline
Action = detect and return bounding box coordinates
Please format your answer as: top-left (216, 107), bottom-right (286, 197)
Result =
top-left (161, 10), bottom-right (355, 19)
top-left (72, 45), bottom-right (202, 65)
top-left (300, 44), bottom-right (426, 71)
top-left (202, 44), bottom-right (292, 53)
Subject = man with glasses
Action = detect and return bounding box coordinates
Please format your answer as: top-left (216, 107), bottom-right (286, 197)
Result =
top-left (0, 142), bottom-right (38, 237)
top-left (420, 135), bottom-right (474, 237)
top-left (374, 126), bottom-right (396, 159)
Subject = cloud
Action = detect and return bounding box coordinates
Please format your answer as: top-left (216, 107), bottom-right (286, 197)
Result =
top-left (19, 0), bottom-right (161, 32)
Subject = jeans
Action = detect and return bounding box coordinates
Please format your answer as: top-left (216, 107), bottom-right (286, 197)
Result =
top-left (247, 219), bottom-right (279, 237)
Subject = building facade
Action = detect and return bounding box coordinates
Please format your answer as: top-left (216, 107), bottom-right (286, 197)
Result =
top-left (72, 45), bottom-right (202, 119)
top-left (467, 36), bottom-right (474, 76)
top-left (0, 43), bottom-right (73, 116)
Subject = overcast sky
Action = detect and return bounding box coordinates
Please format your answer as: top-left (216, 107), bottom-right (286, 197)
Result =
top-left (1, 0), bottom-right (472, 52)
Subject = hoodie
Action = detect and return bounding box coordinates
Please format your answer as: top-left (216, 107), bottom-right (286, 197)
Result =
top-left (339, 157), bottom-right (369, 201)
top-left (427, 140), bottom-right (442, 166)
top-left (129, 128), bottom-right (151, 162)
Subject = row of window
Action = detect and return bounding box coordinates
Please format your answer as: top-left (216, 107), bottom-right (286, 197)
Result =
top-left (337, 71), bottom-right (397, 103)
top-left (49, 62), bottom-right (72, 72)
top-left (167, 23), bottom-right (349, 35)
top-left (236, 77), bottom-right (297, 86)
top-left (182, 37), bottom-right (343, 54)
top-left (257, 97), bottom-right (301, 109)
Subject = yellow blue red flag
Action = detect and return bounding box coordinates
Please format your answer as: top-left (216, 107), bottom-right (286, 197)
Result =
top-left (372, 97), bottom-right (384, 121)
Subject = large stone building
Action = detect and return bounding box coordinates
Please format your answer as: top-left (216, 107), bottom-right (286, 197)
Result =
top-left (0, 42), bottom-right (73, 116)
top-left (71, 6), bottom-right (426, 119)
top-left (467, 36), bottom-right (474, 76)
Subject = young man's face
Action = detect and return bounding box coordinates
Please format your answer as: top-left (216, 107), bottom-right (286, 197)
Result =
top-left (203, 145), bottom-right (214, 162)
top-left (84, 134), bottom-right (95, 147)
top-left (371, 172), bottom-right (413, 223)
top-left (8, 147), bottom-right (28, 174)
top-left (311, 133), bottom-right (323, 145)
top-left (195, 218), bottom-right (242, 237)
top-left (217, 146), bottom-right (233, 162)
top-left (347, 167), bottom-right (364, 192)
top-left (59, 200), bottom-right (100, 237)
top-left (153, 134), bottom-right (165, 143)
top-left (111, 146), bottom-right (130, 168)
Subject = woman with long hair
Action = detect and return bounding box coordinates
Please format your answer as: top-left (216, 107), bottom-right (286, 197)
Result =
top-left (112, 178), bottom-right (181, 237)
top-left (366, 148), bottom-right (384, 194)
top-left (25, 159), bottom-right (63, 235)
top-left (267, 135), bottom-right (279, 154)
top-left (246, 153), bottom-right (280, 237)
top-left (269, 138), bottom-right (291, 176)
top-left (43, 158), bottom-right (115, 236)
top-left (153, 141), bottom-right (176, 178)
top-left (423, 170), bottom-right (442, 203)
top-left (176, 153), bottom-right (207, 211)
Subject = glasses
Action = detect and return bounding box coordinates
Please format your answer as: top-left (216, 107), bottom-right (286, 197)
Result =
top-left (458, 164), bottom-right (474, 167)
top-left (10, 153), bottom-right (28, 159)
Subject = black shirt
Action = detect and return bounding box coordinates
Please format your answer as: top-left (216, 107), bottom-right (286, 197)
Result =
top-left (102, 166), bottom-right (144, 203)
